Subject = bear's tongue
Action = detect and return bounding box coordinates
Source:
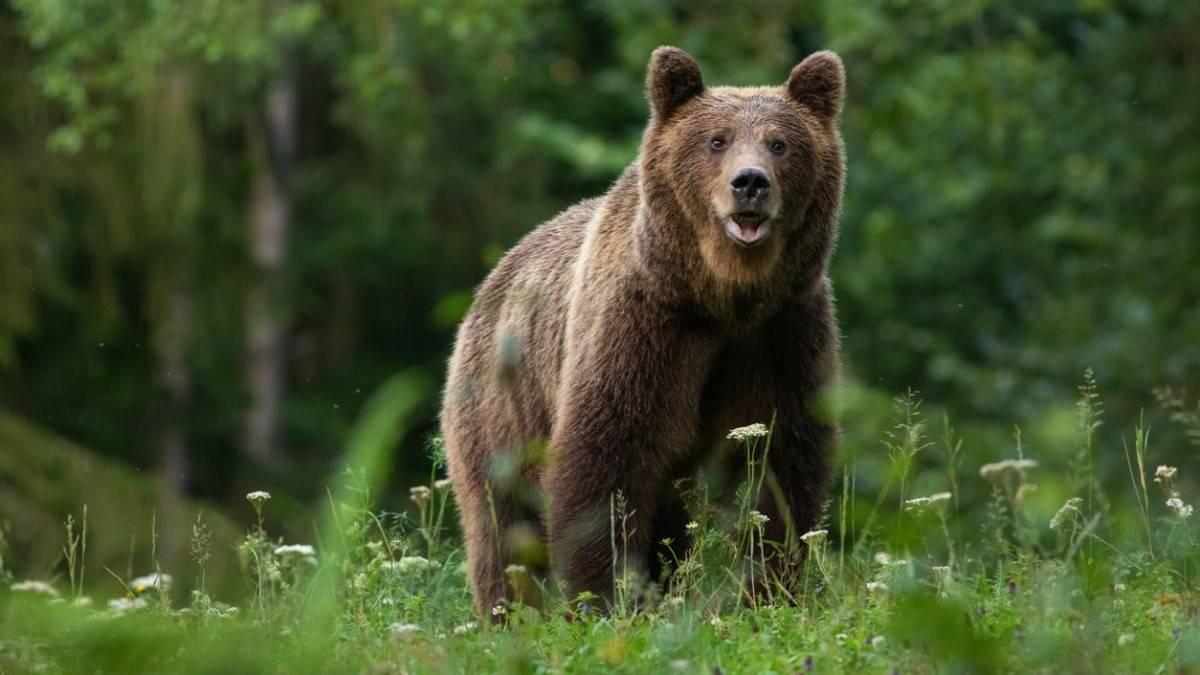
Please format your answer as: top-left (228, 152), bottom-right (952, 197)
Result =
top-left (728, 214), bottom-right (769, 245)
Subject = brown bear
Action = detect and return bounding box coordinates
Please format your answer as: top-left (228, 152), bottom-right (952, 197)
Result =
top-left (441, 46), bottom-right (845, 618)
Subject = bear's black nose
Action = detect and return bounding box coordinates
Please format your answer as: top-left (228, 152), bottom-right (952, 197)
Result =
top-left (730, 167), bottom-right (770, 204)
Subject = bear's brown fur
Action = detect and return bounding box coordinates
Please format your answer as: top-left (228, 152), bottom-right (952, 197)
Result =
top-left (441, 46), bottom-right (845, 618)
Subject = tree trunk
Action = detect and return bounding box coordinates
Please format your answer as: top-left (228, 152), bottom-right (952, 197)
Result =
top-left (157, 273), bottom-right (193, 494)
top-left (244, 66), bottom-right (297, 467)
top-left (146, 67), bottom-right (201, 497)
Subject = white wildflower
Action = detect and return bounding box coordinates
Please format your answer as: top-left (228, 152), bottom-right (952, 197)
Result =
top-left (904, 492), bottom-right (952, 512)
top-left (668, 596), bottom-right (685, 608)
top-left (1154, 465), bottom-right (1178, 483)
top-left (434, 478), bottom-right (453, 491)
top-left (1118, 633), bottom-right (1134, 647)
top-left (932, 566), bottom-right (951, 578)
top-left (748, 511), bottom-right (770, 527)
top-left (389, 622), bottom-right (421, 637)
top-left (453, 622), bottom-right (478, 635)
top-left (409, 485), bottom-right (432, 506)
top-left (107, 597), bottom-right (148, 615)
top-left (274, 544), bottom-right (316, 557)
top-left (800, 529), bottom-right (828, 544)
top-left (979, 458), bottom-right (1038, 480)
top-left (865, 581), bottom-right (889, 593)
top-left (1166, 496), bottom-right (1194, 519)
top-left (1050, 497), bottom-right (1083, 530)
top-left (129, 573), bottom-right (173, 593)
top-left (393, 556), bottom-right (437, 574)
top-left (874, 552), bottom-right (892, 566)
top-left (726, 423), bottom-right (769, 442)
top-left (1015, 483), bottom-right (1039, 504)
top-left (246, 490), bottom-right (271, 504)
top-left (492, 604), bottom-right (507, 617)
top-left (685, 521), bottom-right (700, 532)
top-left (10, 581), bottom-right (59, 597)
top-left (505, 564), bottom-right (528, 576)
top-left (1114, 583), bottom-right (1127, 593)
top-left (671, 660), bottom-right (690, 671)
top-left (709, 616), bottom-right (723, 627)
top-left (834, 632), bottom-right (848, 643)
top-left (869, 635), bottom-right (886, 648)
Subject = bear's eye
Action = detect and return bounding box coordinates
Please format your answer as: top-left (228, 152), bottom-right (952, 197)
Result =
top-left (769, 140), bottom-right (787, 156)
top-left (710, 137), bottom-right (727, 152)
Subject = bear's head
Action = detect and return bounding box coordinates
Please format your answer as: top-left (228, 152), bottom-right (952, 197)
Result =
top-left (639, 47), bottom-right (845, 290)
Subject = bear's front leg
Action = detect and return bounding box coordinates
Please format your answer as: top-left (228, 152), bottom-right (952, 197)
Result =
top-left (546, 300), bottom-right (715, 606)
top-left (753, 294), bottom-right (839, 595)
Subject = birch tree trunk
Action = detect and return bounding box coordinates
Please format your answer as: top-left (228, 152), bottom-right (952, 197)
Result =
top-left (244, 66), bottom-right (297, 467)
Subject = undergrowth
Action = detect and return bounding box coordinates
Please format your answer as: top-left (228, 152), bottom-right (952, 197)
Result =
top-left (1, 375), bottom-right (1198, 674)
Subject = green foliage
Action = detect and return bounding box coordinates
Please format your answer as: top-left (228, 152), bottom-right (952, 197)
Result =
top-left (2, 383), bottom-right (1199, 673)
top-left (0, 1), bottom-right (1197, 504)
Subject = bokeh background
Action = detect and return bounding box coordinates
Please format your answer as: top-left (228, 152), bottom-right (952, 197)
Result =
top-left (1, 1), bottom-right (1197, 591)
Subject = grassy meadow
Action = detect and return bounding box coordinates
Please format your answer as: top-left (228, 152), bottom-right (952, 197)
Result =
top-left (3, 373), bottom-right (1199, 674)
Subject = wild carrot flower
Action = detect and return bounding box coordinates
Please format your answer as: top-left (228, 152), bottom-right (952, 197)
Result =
top-left (1166, 496), bottom-right (1194, 519)
top-left (389, 622), bottom-right (421, 637)
top-left (245, 490), bottom-right (271, 504)
top-left (800, 529), bottom-right (828, 544)
top-left (748, 511), bottom-right (770, 527)
top-left (505, 564), bottom-right (528, 576)
top-left (865, 581), bottom-right (888, 593)
top-left (1050, 497), bottom-right (1083, 530)
top-left (107, 597), bottom-right (148, 615)
top-left (434, 478), bottom-right (453, 491)
top-left (1118, 633), bottom-right (1134, 647)
top-left (453, 622), bottom-right (478, 635)
top-left (409, 486), bottom-right (432, 507)
top-left (1015, 483), bottom-right (1039, 504)
top-left (873, 552), bottom-right (892, 566)
top-left (274, 544), bottom-right (316, 557)
top-left (11, 581), bottom-right (58, 597)
top-left (492, 604), bottom-right (507, 617)
top-left (1154, 466), bottom-right (1178, 483)
top-left (726, 423), bottom-right (769, 442)
top-left (130, 573), bottom-right (173, 593)
top-left (904, 492), bottom-right (952, 513)
top-left (979, 458), bottom-right (1038, 480)
top-left (391, 556), bottom-right (436, 574)
top-left (685, 521), bottom-right (700, 532)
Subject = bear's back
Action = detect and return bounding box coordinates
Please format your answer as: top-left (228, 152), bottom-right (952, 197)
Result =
top-left (444, 196), bottom-right (601, 445)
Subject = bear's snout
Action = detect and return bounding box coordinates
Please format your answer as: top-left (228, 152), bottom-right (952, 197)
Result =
top-left (730, 167), bottom-right (771, 206)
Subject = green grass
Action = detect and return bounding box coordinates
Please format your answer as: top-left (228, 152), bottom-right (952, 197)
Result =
top-left (2, 377), bottom-right (1199, 674)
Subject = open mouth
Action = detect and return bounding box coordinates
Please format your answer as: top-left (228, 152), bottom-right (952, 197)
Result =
top-left (725, 212), bottom-right (772, 247)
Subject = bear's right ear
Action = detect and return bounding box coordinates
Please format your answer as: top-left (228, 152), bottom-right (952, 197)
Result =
top-left (786, 51), bottom-right (845, 121)
top-left (646, 46), bottom-right (704, 120)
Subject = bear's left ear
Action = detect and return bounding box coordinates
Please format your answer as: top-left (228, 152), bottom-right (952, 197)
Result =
top-left (786, 51), bottom-right (845, 121)
top-left (647, 46), bottom-right (705, 120)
